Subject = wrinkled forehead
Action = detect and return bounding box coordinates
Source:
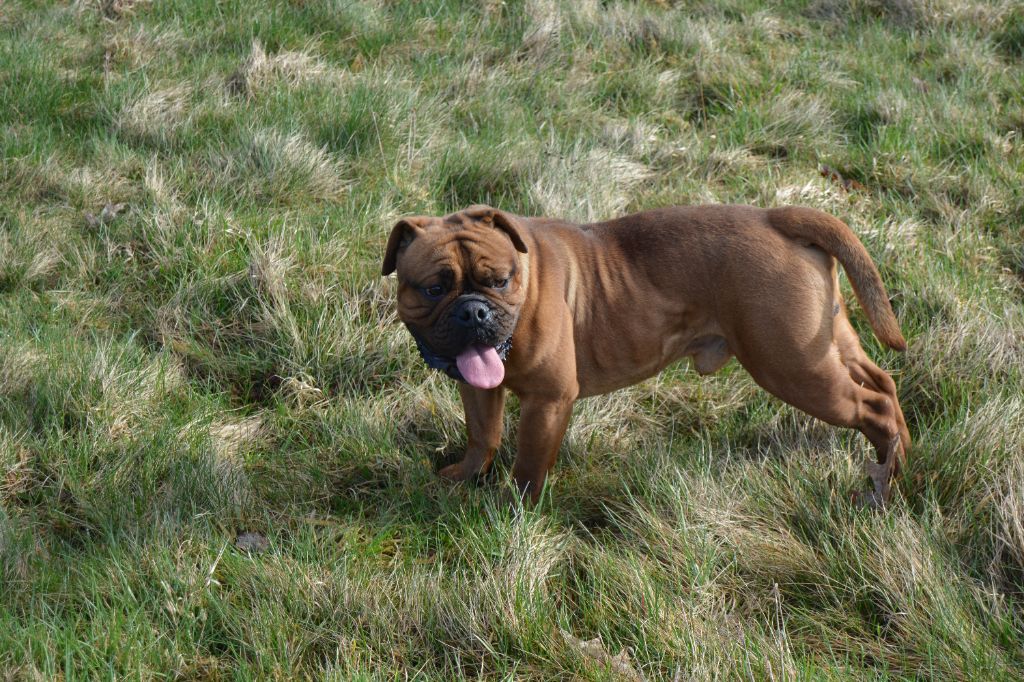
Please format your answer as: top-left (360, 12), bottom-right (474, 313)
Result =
top-left (398, 219), bottom-right (518, 281)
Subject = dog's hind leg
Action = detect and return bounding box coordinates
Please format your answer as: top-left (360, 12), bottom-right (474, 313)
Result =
top-left (833, 314), bottom-right (910, 474)
top-left (729, 298), bottom-right (906, 508)
top-left (742, 351), bottom-right (905, 507)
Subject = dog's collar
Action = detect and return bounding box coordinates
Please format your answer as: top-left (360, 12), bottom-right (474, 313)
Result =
top-left (412, 333), bottom-right (512, 383)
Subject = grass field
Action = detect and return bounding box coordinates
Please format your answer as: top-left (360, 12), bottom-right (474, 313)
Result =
top-left (1, 0), bottom-right (1023, 678)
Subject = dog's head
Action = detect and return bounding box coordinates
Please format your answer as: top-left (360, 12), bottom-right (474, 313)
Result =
top-left (382, 205), bottom-right (529, 389)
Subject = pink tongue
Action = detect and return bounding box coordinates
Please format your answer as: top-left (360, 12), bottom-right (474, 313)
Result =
top-left (455, 344), bottom-right (505, 389)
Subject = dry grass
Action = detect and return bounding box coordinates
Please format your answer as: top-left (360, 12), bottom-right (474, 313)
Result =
top-left (227, 40), bottom-right (345, 97)
top-left (530, 143), bottom-right (653, 223)
top-left (209, 129), bottom-right (349, 204)
top-left (118, 85), bottom-right (192, 145)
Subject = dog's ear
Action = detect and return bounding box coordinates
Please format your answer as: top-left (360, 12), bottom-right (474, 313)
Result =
top-left (492, 210), bottom-right (529, 254)
top-left (464, 205), bottom-right (529, 254)
top-left (382, 217), bottom-right (426, 276)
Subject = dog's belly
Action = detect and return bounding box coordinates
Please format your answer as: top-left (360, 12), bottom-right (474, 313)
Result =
top-left (574, 318), bottom-right (723, 398)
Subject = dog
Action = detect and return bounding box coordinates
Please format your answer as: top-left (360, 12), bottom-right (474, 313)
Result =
top-left (382, 204), bottom-right (910, 507)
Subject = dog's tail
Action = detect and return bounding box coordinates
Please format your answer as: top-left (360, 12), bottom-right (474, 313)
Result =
top-left (768, 207), bottom-right (906, 351)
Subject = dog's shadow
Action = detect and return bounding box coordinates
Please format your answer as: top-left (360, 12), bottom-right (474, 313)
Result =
top-left (314, 365), bottom-right (883, 537)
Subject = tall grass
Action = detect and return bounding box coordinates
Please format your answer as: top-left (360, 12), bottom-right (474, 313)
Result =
top-left (1, 0), bottom-right (1022, 678)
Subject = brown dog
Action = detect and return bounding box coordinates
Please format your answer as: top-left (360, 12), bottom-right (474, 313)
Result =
top-left (383, 204), bottom-right (909, 506)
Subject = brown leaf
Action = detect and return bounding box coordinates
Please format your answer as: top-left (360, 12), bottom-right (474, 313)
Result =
top-left (560, 629), bottom-right (647, 681)
top-left (235, 531), bottom-right (269, 553)
top-left (85, 203), bottom-right (127, 229)
top-left (100, 202), bottom-right (126, 222)
top-left (819, 164), bottom-right (865, 192)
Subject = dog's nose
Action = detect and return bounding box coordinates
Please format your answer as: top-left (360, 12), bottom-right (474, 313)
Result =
top-left (453, 298), bottom-right (493, 328)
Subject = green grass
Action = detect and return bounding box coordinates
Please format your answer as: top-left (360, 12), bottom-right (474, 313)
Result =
top-left (1, 0), bottom-right (1023, 678)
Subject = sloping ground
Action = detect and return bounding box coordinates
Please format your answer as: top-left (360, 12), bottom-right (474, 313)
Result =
top-left (0, 0), bottom-right (1022, 678)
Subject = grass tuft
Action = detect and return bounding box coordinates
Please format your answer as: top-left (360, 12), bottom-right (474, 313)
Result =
top-left (227, 40), bottom-right (345, 97)
top-left (530, 143), bottom-right (653, 223)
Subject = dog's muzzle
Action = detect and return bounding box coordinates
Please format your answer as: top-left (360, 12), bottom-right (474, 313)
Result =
top-left (412, 332), bottom-right (513, 383)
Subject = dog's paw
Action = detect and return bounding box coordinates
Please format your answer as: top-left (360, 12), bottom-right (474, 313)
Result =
top-left (851, 489), bottom-right (886, 511)
top-left (437, 461), bottom-right (476, 481)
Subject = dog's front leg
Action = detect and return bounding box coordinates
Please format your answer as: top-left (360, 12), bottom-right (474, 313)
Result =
top-left (512, 393), bottom-right (575, 503)
top-left (438, 383), bottom-right (506, 482)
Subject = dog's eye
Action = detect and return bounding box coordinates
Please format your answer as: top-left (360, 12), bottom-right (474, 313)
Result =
top-left (422, 285), bottom-right (445, 299)
top-left (492, 278), bottom-right (510, 289)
